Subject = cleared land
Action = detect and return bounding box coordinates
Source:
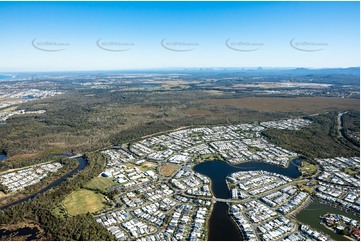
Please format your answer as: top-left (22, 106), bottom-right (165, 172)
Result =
top-left (141, 161), bottom-right (157, 169)
top-left (159, 164), bottom-right (179, 177)
top-left (63, 189), bottom-right (105, 216)
top-left (199, 97), bottom-right (360, 112)
top-left (84, 177), bottom-right (117, 192)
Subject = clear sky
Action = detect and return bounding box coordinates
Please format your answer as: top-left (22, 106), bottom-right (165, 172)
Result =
top-left (0, 1), bottom-right (359, 71)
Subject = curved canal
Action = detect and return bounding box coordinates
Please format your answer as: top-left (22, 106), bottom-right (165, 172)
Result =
top-left (193, 158), bottom-right (302, 241)
top-left (0, 156), bottom-right (88, 210)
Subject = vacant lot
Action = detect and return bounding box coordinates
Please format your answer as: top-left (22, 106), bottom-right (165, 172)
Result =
top-left (84, 177), bottom-right (116, 192)
top-left (199, 97), bottom-right (360, 112)
top-left (141, 161), bottom-right (157, 169)
top-left (63, 189), bottom-right (105, 216)
top-left (159, 164), bottom-right (179, 177)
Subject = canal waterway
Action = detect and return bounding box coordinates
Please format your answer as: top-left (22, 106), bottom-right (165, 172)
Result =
top-left (296, 200), bottom-right (360, 241)
top-left (193, 158), bottom-right (302, 241)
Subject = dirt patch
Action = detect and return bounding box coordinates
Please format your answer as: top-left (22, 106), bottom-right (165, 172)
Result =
top-left (142, 161), bottom-right (157, 168)
top-left (159, 164), bottom-right (179, 177)
top-left (0, 193), bottom-right (27, 207)
top-left (198, 97), bottom-right (360, 112)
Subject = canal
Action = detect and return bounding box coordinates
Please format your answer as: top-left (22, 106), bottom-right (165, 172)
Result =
top-left (296, 200), bottom-right (360, 241)
top-left (193, 158), bottom-right (302, 241)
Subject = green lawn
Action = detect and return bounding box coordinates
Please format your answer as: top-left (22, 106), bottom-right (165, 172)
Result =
top-left (190, 132), bottom-right (203, 137)
top-left (84, 177), bottom-right (117, 192)
top-left (299, 161), bottom-right (318, 175)
top-left (342, 167), bottom-right (359, 175)
top-left (63, 189), bottom-right (105, 216)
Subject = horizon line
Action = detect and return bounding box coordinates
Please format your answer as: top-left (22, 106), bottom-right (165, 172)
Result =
top-left (0, 66), bottom-right (360, 74)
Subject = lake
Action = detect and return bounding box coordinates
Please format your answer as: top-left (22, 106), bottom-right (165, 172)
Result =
top-left (193, 158), bottom-right (302, 240)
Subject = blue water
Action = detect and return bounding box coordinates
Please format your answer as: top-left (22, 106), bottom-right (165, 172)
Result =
top-left (193, 158), bottom-right (302, 241)
top-left (0, 154), bottom-right (6, 161)
top-left (22, 95), bottom-right (35, 100)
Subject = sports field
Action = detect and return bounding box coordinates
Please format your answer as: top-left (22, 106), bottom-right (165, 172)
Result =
top-left (63, 189), bottom-right (105, 216)
top-left (84, 177), bottom-right (117, 192)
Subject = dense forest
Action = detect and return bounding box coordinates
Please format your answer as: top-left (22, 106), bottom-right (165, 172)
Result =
top-left (263, 111), bottom-right (360, 159)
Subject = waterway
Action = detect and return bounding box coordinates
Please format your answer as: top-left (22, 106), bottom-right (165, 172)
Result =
top-left (296, 200), bottom-right (360, 241)
top-left (0, 156), bottom-right (88, 210)
top-left (193, 158), bottom-right (302, 241)
top-left (0, 153), bottom-right (6, 161)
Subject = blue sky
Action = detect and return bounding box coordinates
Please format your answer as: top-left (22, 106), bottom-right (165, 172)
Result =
top-left (0, 1), bottom-right (359, 71)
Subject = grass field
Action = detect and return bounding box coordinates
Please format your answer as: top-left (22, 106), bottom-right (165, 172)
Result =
top-left (342, 167), bottom-right (359, 175)
top-left (159, 164), bottom-right (179, 177)
top-left (63, 189), bottom-right (105, 216)
top-left (299, 161), bottom-right (318, 175)
top-left (297, 181), bottom-right (317, 194)
top-left (199, 153), bottom-right (223, 162)
top-left (84, 177), bottom-right (117, 192)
